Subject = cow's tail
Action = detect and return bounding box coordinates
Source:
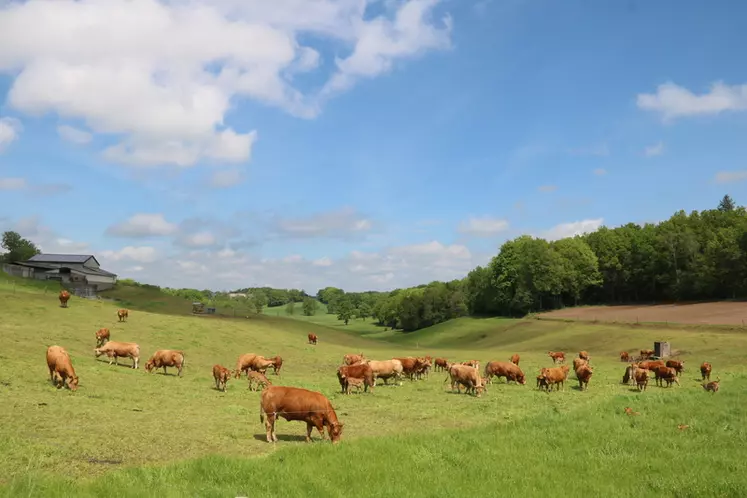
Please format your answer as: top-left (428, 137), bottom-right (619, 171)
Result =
top-left (259, 403), bottom-right (264, 424)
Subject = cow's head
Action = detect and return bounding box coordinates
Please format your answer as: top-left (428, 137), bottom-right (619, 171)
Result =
top-left (67, 375), bottom-right (79, 391)
top-left (94, 348), bottom-right (104, 357)
top-left (329, 422), bottom-right (344, 443)
top-left (144, 360), bottom-right (155, 373)
top-left (516, 373), bottom-right (526, 385)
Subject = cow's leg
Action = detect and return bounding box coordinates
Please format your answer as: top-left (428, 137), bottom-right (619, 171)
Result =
top-left (163, 365), bottom-right (167, 375)
top-left (110, 355), bottom-right (116, 366)
top-left (265, 413), bottom-right (276, 443)
top-left (306, 422), bottom-right (314, 442)
top-left (313, 417), bottom-right (326, 440)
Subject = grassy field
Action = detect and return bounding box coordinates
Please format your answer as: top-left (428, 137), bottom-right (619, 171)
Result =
top-left (1, 277), bottom-right (747, 496)
top-left (263, 301), bottom-right (386, 335)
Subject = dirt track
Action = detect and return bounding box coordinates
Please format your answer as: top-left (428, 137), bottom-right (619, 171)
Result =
top-left (540, 302), bottom-right (747, 326)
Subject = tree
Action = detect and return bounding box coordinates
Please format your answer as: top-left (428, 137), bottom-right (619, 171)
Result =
top-left (356, 302), bottom-right (372, 320)
top-left (718, 194), bottom-right (736, 212)
top-left (302, 297), bottom-right (319, 316)
top-left (0, 231), bottom-right (40, 263)
top-left (336, 296), bottom-right (354, 325)
top-left (285, 301), bottom-right (295, 315)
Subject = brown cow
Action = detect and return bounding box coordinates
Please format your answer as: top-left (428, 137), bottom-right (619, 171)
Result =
top-left (434, 358), bottom-right (448, 372)
top-left (462, 359), bottom-right (480, 369)
top-left (548, 351), bottom-right (565, 364)
top-left (700, 362), bottom-right (712, 381)
top-left (536, 374), bottom-right (549, 391)
top-left (308, 333), bottom-right (318, 345)
top-left (145, 349), bottom-right (185, 376)
top-left (509, 354), bottom-right (520, 366)
top-left (541, 365), bottom-right (570, 391)
top-left (572, 357), bottom-right (588, 371)
top-left (259, 386), bottom-right (344, 444)
top-left (578, 351), bottom-right (590, 362)
top-left (622, 365), bottom-right (636, 386)
top-left (638, 360), bottom-right (665, 371)
top-left (415, 358), bottom-right (432, 380)
top-left (624, 407), bottom-right (640, 416)
top-left (94, 341), bottom-right (140, 369)
top-left (117, 309), bottom-right (129, 322)
top-left (665, 360), bottom-right (684, 375)
top-left (640, 349), bottom-right (655, 360)
top-left (395, 357), bottom-right (425, 380)
top-left (484, 361), bottom-right (526, 385)
top-left (247, 371), bottom-right (272, 391)
top-left (345, 376), bottom-right (365, 394)
top-left (58, 290), bottom-right (71, 308)
top-left (46, 345), bottom-right (79, 391)
top-left (95, 328), bottom-right (110, 347)
top-left (620, 351), bottom-right (630, 362)
top-left (268, 355), bottom-right (283, 375)
top-left (445, 364), bottom-right (483, 396)
top-left (212, 364), bottom-right (231, 391)
top-left (575, 363), bottom-right (593, 391)
top-left (234, 353), bottom-right (257, 378)
top-left (367, 359), bottom-right (403, 386)
top-left (249, 356), bottom-right (275, 374)
top-left (337, 363), bottom-right (375, 393)
top-left (343, 353), bottom-right (365, 365)
top-left (634, 368), bottom-right (649, 392)
top-left (702, 377), bottom-right (720, 393)
top-left (652, 366), bottom-right (679, 388)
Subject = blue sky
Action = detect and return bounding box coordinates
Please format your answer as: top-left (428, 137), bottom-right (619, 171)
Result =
top-left (1, 0), bottom-right (746, 293)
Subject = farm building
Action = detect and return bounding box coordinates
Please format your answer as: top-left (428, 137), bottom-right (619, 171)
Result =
top-left (3, 253), bottom-right (118, 295)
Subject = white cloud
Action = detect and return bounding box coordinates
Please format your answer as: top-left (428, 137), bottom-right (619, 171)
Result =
top-left (538, 185), bottom-right (557, 192)
top-left (271, 206), bottom-right (373, 239)
top-left (179, 231), bottom-right (217, 248)
top-left (1, 216), bottom-right (89, 254)
top-left (637, 81), bottom-right (747, 121)
top-left (313, 256), bottom-right (333, 267)
top-left (644, 141), bottom-right (665, 157)
top-left (458, 216), bottom-right (509, 237)
top-left (0, 177), bottom-right (26, 190)
top-left (100, 246), bottom-right (158, 263)
top-left (105, 213), bottom-right (178, 238)
top-left (0, 117), bottom-right (21, 152)
top-left (541, 218), bottom-right (604, 241)
top-left (57, 124), bottom-right (92, 144)
top-left (0, 0), bottom-right (451, 167)
top-left (593, 168), bottom-right (607, 176)
top-left (714, 171), bottom-right (747, 184)
top-left (210, 168), bottom-right (245, 188)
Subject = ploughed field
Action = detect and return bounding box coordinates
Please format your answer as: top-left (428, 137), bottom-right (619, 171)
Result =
top-left (539, 301), bottom-right (747, 326)
top-left (1, 281), bottom-right (747, 497)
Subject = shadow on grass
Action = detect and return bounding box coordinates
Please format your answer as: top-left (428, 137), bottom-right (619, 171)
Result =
top-left (94, 359), bottom-right (138, 369)
top-left (252, 434), bottom-right (308, 443)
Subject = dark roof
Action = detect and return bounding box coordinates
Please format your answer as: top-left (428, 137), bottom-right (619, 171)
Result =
top-left (14, 261), bottom-right (117, 278)
top-left (28, 254), bottom-right (100, 266)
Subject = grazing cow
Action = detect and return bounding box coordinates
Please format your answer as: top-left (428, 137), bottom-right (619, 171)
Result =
top-left (94, 341), bottom-right (140, 369)
top-left (484, 361), bottom-right (526, 385)
top-left (578, 350), bottom-right (590, 362)
top-left (259, 386), bottom-right (344, 444)
top-left (308, 333), bottom-right (318, 345)
top-left (445, 364), bottom-right (483, 396)
top-left (117, 309), bottom-right (129, 322)
top-left (434, 358), bottom-right (448, 372)
top-left (145, 349), bottom-right (185, 376)
top-left (702, 377), bottom-right (720, 393)
top-left (575, 363), bottom-right (593, 391)
top-left (212, 364), bottom-right (231, 392)
top-left (572, 357), bottom-right (588, 371)
top-left (345, 377), bottom-right (365, 394)
top-left (268, 355), bottom-right (283, 376)
top-left (46, 345), bottom-right (79, 391)
top-left (395, 357), bottom-right (426, 380)
top-left (637, 360), bottom-right (665, 371)
top-left (640, 349), bottom-right (655, 360)
top-left (665, 360), bottom-right (685, 375)
top-left (620, 351), bottom-right (630, 362)
top-left (247, 371), bottom-right (272, 391)
top-left (59, 290), bottom-right (71, 308)
top-left (700, 362), bottom-right (712, 381)
top-left (462, 359), bottom-right (480, 369)
top-left (652, 366), bottom-right (679, 387)
top-left (541, 365), bottom-right (570, 391)
top-left (415, 358), bottom-right (432, 380)
top-left (624, 407), bottom-right (640, 416)
top-left (95, 328), bottom-right (110, 347)
top-left (548, 351), bottom-right (566, 364)
top-left (622, 365), bottom-right (636, 386)
top-left (367, 359), bottom-right (403, 386)
top-left (337, 363), bottom-right (375, 394)
top-left (509, 354), bottom-right (520, 366)
top-left (634, 368), bottom-right (649, 392)
top-left (234, 353), bottom-right (257, 379)
top-left (343, 353), bottom-right (365, 365)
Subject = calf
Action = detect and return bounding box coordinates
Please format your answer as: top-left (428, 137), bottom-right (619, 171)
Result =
top-left (665, 359), bottom-right (684, 375)
top-left (367, 359), bottom-right (403, 386)
top-left (337, 363), bottom-right (375, 393)
top-left (702, 377), bottom-right (720, 393)
top-left (536, 374), bottom-right (549, 391)
top-left (445, 364), bottom-right (483, 397)
top-left (620, 351), bottom-right (630, 362)
top-left (575, 363), bottom-right (593, 391)
top-left (46, 345), bottom-right (79, 391)
top-left (434, 358), bottom-right (448, 372)
top-left (212, 364), bottom-right (231, 392)
top-left (653, 366), bottom-right (679, 387)
top-left (509, 354), bottom-right (520, 366)
top-left (145, 349), bottom-right (185, 376)
top-left (247, 371), bottom-right (272, 391)
top-left (117, 308), bottom-right (129, 322)
top-left (548, 351), bottom-right (565, 364)
top-left (634, 368), bottom-right (649, 392)
top-left (622, 365), bottom-right (636, 386)
top-left (484, 361), bottom-right (526, 385)
top-left (94, 341), bottom-right (140, 369)
top-left (59, 290), bottom-right (71, 308)
top-left (343, 353), bottom-right (365, 365)
top-left (308, 333), bottom-right (318, 345)
top-left (345, 376), bottom-right (365, 394)
top-left (268, 355), bottom-right (283, 375)
top-left (259, 386), bottom-right (344, 443)
top-left (95, 328), bottom-right (110, 347)
top-left (415, 359), bottom-right (431, 380)
top-left (700, 362), bottom-right (712, 381)
top-left (541, 365), bottom-right (570, 391)
top-left (624, 407), bottom-right (640, 416)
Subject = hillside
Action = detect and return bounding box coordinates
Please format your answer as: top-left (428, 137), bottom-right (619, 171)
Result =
top-left (263, 301), bottom-right (386, 335)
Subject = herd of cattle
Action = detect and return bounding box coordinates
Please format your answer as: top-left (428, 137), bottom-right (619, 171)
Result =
top-left (45, 291), bottom-right (722, 444)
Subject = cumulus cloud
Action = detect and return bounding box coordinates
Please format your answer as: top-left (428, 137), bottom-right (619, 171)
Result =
top-left (1, 216), bottom-right (89, 254)
top-left (541, 218), bottom-right (604, 241)
top-left (637, 81), bottom-right (747, 121)
top-left (99, 246), bottom-right (159, 263)
top-left (105, 213), bottom-right (178, 238)
top-left (458, 216), bottom-right (509, 237)
top-left (0, 177), bottom-right (72, 196)
top-left (57, 124), bottom-right (92, 145)
top-left (0, 116), bottom-right (21, 151)
top-left (209, 168), bottom-right (244, 188)
top-left (270, 206), bottom-right (373, 240)
top-left (644, 141), bottom-right (665, 157)
top-left (0, 0), bottom-right (451, 167)
top-left (714, 170), bottom-right (747, 184)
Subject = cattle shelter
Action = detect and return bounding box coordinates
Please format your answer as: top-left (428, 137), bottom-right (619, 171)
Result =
top-left (654, 341), bottom-right (671, 358)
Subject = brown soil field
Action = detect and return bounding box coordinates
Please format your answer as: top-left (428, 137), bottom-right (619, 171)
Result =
top-left (539, 301), bottom-right (747, 326)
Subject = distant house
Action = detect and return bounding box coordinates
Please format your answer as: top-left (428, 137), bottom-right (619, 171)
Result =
top-left (3, 253), bottom-right (118, 294)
